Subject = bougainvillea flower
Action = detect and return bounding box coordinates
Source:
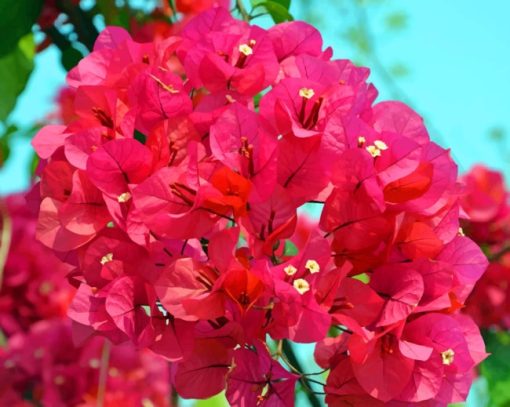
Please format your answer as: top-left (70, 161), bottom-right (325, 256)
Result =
top-left (29, 5), bottom-right (489, 405)
top-left (173, 338), bottom-right (233, 399)
top-left (226, 342), bottom-right (299, 406)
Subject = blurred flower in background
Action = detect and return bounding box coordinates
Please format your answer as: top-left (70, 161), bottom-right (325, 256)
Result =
top-left (0, 193), bottom-right (172, 406)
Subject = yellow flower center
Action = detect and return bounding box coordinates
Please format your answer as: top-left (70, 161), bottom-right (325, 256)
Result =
top-left (366, 139), bottom-right (388, 157)
top-left (305, 259), bottom-right (320, 274)
top-left (366, 145), bottom-right (381, 158)
top-left (117, 192), bottom-right (131, 203)
top-left (239, 43), bottom-right (254, 56)
top-left (100, 252), bottom-right (113, 265)
top-left (441, 348), bottom-right (455, 366)
top-left (374, 140), bottom-right (388, 150)
top-left (299, 87), bottom-right (315, 99)
top-left (284, 265), bottom-right (298, 276)
top-left (293, 278), bottom-right (310, 295)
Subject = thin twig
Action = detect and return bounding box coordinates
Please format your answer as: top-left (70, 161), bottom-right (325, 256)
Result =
top-left (96, 340), bottom-right (111, 407)
top-left (0, 204), bottom-right (12, 292)
top-left (236, 0), bottom-right (250, 21)
top-left (280, 340), bottom-right (323, 407)
top-left (489, 245), bottom-right (510, 262)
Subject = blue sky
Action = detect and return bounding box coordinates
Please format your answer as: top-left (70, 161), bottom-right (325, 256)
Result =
top-left (1, 0), bottom-right (509, 196)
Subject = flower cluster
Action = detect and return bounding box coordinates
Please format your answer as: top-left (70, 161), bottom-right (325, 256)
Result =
top-left (0, 195), bottom-right (172, 405)
top-left (0, 319), bottom-right (171, 406)
top-left (461, 165), bottom-right (510, 329)
top-left (31, 6), bottom-right (488, 405)
top-left (0, 194), bottom-right (72, 336)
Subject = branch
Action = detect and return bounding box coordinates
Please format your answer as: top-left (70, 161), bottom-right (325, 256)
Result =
top-left (281, 340), bottom-right (323, 407)
top-left (0, 204), bottom-right (12, 291)
top-left (489, 245), bottom-right (510, 262)
top-left (236, 0), bottom-right (250, 21)
top-left (96, 340), bottom-right (112, 407)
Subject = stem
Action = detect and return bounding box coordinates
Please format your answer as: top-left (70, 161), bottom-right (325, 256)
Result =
top-left (489, 245), bottom-right (510, 262)
top-left (0, 204), bottom-right (12, 292)
top-left (96, 340), bottom-right (111, 407)
top-left (171, 387), bottom-right (179, 406)
top-left (281, 340), bottom-right (323, 407)
top-left (236, 0), bottom-right (250, 21)
top-left (332, 325), bottom-right (353, 334)
top-left (303, 368), bottom-right (329, 377)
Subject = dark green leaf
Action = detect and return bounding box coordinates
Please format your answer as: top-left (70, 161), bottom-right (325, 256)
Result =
top-left (480, 330), bottom-right (510, 406)
top-left (0, 35), bottom-right (35, 121)
top-left (256, 1), bottom-right (293, 23)
top-left (97, 0), bottom-right (131, 29)
top-left (134, 130), bottom-right (147, 145)
top-left (269, 0), bottom-right (291, 9)
top-left (30, 152), bottom-right (39, 175)
top-left (251, 0), bottom-right (290, 9)
top-left (61, 46), bottom-right (84, 71)
top-left (0, 124), bottom-right (18, 167)
top-left (0, 0), bottom-right (42, 57)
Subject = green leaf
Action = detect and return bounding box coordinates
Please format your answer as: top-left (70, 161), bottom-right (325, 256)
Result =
top-left (195, 392), bottom-right (228, 407)
top-left (479, 330), bottom-right (510, 406)
top-left (97, 0), bottom-right (131, 29)
top-left (251, 0), bottom-right (290, 9)
top-left (141, 305), bottom-right (152, 317)
top-left (255, 1), bottom-right (293, 23)
top-left (61, 46), bottom-right (84, 71)
top-left (134, 130), bottom-right (147, 145)
top-left (0, 0), bottom-right (42, 57)
top-left (0, 124), bottom-right (18, 167)
top-left (0, 34), bottom-right (35, 121)
top-left (352, 273), bottom-right (370, 283)
top-left (283, 240), bottom-right (298, 256)
top-left (30, 152), bottom-right (39, 175)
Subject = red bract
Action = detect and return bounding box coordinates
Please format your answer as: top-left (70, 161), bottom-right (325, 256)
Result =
top-left (460, 165), bottom-right (510, 329)
top-left (226, 342), bottom-right (299, 406)
top-left (31, 5), bottom-right (488, 405)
